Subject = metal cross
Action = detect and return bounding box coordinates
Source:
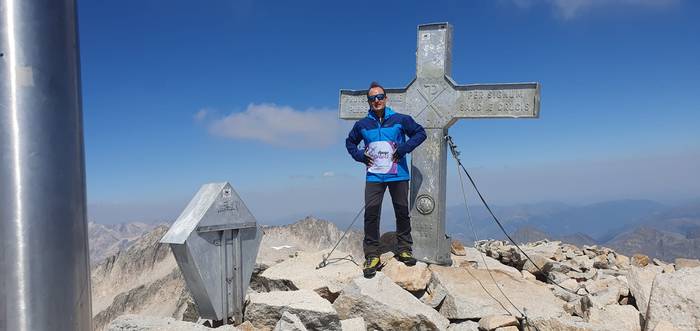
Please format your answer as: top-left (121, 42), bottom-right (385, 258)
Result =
top-left (339, 23), bottom-right (540, 265)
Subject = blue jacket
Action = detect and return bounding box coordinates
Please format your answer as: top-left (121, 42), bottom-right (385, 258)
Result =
top-left (346, 107), bottom-right (427, 182)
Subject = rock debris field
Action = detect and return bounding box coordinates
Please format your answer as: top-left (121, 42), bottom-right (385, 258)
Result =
top-left (100, 218), bottom-right (700, 331)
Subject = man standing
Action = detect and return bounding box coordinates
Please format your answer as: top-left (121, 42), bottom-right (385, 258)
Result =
top-left (346, 82), bottom-right (427, 278)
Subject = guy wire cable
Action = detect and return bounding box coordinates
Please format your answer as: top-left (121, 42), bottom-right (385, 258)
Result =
top-left (456, 163), bottom-right (522, 318)
top-left (456, 158), bottom-right (524, 319)
top-left (445, 135), bottom-right (581, 297)
top-left (453, 145), bottom-right (541, 331)
top-left (317, 203), bottom-right (365, 269)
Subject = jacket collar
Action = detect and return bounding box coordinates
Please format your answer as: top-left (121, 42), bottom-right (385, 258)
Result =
top-left (367, 106), bottom-right (395, 121)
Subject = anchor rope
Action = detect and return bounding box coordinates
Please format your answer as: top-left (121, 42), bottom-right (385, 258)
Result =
top-left (455, 157), bottom-right (526, 318)
top-left (445, 135), bottom-right (582, 298)
top-left (316, 204), bottom-right (365, 269)
top-left (450, 136), bottom-right (541, 330)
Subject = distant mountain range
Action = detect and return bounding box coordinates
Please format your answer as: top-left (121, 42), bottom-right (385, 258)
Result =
top-left (88, 198), bottom-right (700, 264)
top-left (447, 199), bottom-right (700, 261)
top-left (88, 221), bottom-right (161, 264)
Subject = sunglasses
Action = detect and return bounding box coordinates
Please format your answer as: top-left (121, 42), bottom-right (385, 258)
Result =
top-left (367, 94), bottom-right (386, 102)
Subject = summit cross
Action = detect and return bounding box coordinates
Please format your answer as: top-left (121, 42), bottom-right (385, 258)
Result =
top-left (339, 23), bottom-right (540, 265)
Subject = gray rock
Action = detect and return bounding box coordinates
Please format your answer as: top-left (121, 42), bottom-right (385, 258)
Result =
top-left (380, 258), bottom-right (431, 291)
top-left (632, 254), bottom-right (651, 267)
top-left (650, 320), bottom-right (683, 331)
top-left (479, 314), bottom-right (519, 330)
top-left (521, 270), bottom-right (536, 280)
top-left (245, 290), bottom-right (341, 331)
top-left (525, 315), bottom-right (601, 331)
top-left (106, 314), bottom-right (239, 331)
top-left (616, 254), bottom-right (631, 269)
top-left (333, 273), bottom-right (449, 331)
top-left (584, 277), bottom-right (628, 306)
top-left (494, 327), bottom-right (518, 331)
top-left (447, 320), bottom-right (479, 331)
top-left (572, 255), bottom-right (594, 271)
top-left (273, 311), bottom-right (308, 331)
top-left (646, 267), bottom-right (700, 331)
top-left (586, 304), bottom-right (641, 331)
top-left (674, 258), bottom-right (700, 270)
top-left (258, 249), bottom-right (362, 302)
top-left (627, 266), bottom-right (661, 318)
top-left (451, 240), bottom-right (467, 256)
top-left (340, 317), bottom-right (365, 331)
top-left (453, 247), bottom-right (522, 279)
top-left (521, 253), bottom-right (552, 275)
top-left (427, 265), bottom-right (566, 320)
top-left (592, 255), bottom-right (613, 269)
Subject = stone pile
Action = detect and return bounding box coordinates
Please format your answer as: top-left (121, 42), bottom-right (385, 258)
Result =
top-left (475, 239), bottom-right (700, 331)
top-left (104, 226), bottom-right (700, 331)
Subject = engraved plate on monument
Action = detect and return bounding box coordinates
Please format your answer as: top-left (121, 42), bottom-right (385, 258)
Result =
top-left (160, 182), bottom-right (262, 324)
top-left (339, 23), bottom-right (540, 265)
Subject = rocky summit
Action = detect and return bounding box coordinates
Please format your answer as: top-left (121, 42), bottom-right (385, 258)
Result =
top-left (92, 217), bottom-right (700, 331)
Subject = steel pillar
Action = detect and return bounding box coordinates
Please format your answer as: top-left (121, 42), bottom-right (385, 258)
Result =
top-left (0, 0), bottom-right (92, 330)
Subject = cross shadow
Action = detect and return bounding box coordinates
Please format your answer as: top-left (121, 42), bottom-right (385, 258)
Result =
top-left (410, 164), bottom-right (423, 208)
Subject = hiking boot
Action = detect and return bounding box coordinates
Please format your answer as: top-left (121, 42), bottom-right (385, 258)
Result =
top-left (363, 256), bottom-right (380, 278)
top-left (397, 251), bottom-right (417, 266)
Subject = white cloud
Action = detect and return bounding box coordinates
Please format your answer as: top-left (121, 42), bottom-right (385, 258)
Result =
top-left (193, 108), bottom-right (209, 121)
top-left (208, 103), bottom-right (346, 148)
top-left (510, 0), bottom-right (678, 19)
top-left (322, 171), bottom-right (335, 177)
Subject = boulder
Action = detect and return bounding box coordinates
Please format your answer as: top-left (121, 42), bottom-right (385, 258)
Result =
top-left (521, 270), bottom-right (536, 281)
top-left (494, 327), bottom-right (518, 331)
top-left (426, 265), bottom-right (566, 320)
top-left (651, 320), bottom-right (683, 331)
top-left (525, 315), bottom-right (600, 331)
top-left (258, 249), bottom-right (361, 302)
top-left (245, 290), bottom-right (341, 331)
top-left (447, 320), bottom-right (479, 331)
top-left (616, 254), bottom-right (631, 268)
top-left (479, 314), bottom-right (519, 330)
top-left (586, 304), bottom-right (641, 331)
top-left (333, 273), bottom-right (449, 330)
top-left (453, 247), bottom-right (522, 279)
top-left (674, 258), bottom-right (700, 270)
top-left (592, 255), bottom-right (613, 269)
top-left (339, 317), bottom-right (365, 331)
top-left (380, 258), bottom-right (431, 291)
top-left (521, 253), bottom-right (552, 275)
top-left (106, 314), bottom-right (239, 331)
top-left (627, 266), bottom-right (661, 318)
top-left (632, 254), bottom-right (651, 267)
top-left (584, 277), bottom-right (629, 306)
top-left (558, 278), bottom-right (581, 293)
top-left (451, 240), bottom-right (467, 256)
top-left (572, 255), bottom-right (594, 271)
top-left (646, 267), bottom-right (700, 331)
top-left (273, 311), bottom-right (308, 331)
top-left (237, 321), bottom-right (257, 331)
top-left (524, 241), bottom-right (562, 260)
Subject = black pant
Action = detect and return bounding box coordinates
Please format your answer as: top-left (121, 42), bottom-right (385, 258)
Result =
top-left (364, 180), bottom-right (413, 258)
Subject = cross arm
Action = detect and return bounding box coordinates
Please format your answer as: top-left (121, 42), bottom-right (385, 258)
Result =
top-left (338, 85), bottom-right (409, 120)
top-left (447, 78), bottom-right (540, 122)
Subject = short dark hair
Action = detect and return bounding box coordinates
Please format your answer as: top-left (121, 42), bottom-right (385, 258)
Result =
top-left (367, 81), bottom-right (385, 96)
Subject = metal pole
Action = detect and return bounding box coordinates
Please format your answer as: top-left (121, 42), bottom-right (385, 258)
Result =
top-left (0, 0), bottom-right (92, 330)
top-left (219, 231), bottom-right (228, 325)
top-left (233, 230), bottom-right (243, 324)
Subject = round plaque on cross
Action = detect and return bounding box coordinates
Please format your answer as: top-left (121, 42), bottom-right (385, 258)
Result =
top-left (416, 194), bottom-right (435, 215)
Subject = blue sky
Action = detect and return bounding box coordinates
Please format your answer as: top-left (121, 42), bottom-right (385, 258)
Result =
top-left (79, 0), bottom-right (700, 224)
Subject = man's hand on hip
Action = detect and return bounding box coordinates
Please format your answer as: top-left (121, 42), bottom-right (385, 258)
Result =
top-left (364, 150), bottom-right (374, 167)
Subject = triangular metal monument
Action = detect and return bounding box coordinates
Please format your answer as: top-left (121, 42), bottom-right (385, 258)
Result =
top-left (339, 22), bottom-right (540, 265)
top-left (161, 182), bottom-right (262, 324)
